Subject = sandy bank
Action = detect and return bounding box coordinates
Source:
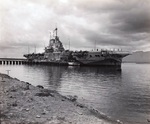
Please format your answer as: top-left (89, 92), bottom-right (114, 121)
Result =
top-left (0, 73), bottom-right (122, 124)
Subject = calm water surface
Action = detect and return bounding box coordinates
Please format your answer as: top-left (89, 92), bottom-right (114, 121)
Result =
top-left (0, 63), bottom-right (150, 123)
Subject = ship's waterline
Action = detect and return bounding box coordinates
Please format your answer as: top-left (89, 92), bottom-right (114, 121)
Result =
top-left (0, 63), bottom-right (150, 123)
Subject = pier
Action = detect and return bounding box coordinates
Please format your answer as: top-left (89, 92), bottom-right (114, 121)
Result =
top-left (0, 58), bottom-right (68, 65)
top-left (0, 58), bottom-right (27, 65)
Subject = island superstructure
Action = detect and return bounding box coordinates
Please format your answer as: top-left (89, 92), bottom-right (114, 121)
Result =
top-left (24, 28), bottom-right (130, 68)
top-left (24, 28), bottom-right (71, 65)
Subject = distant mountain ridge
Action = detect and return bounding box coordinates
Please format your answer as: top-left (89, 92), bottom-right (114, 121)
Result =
top-left (123, 51), bottom-right (150, 63)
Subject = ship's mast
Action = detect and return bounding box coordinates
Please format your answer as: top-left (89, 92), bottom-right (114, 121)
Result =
top-left (34, 45), bottom-right (36, 53)
top-left (49, 32), bottom-right (51, 46)
top-left (55, 28), bottom-right (57, 37)
top-left (69, 38), bottom-right (70, 50)
top-left (55, 23), bottom-right (57, 37)
top-left (94, 40), bottom-right (96, 51)
top-left (28, 46), bottom-right (30, 54)
top-left (53, 28), bottom-right (58, 38)
top-left (49, 32), bottom-right (51, 40)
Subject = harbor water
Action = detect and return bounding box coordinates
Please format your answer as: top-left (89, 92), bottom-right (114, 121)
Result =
top-left (0, 63), bottom-right (150, 123)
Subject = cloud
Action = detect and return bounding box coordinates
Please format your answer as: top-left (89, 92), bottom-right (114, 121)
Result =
top-left (109, 1), bottom-right (150, 33)
top-left (70, 0), bottom-right (150, 50)
top-left (0, 0), bottom-right (150, 57)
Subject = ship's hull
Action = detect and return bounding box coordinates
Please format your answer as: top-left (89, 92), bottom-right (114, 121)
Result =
top-left (79, 59), bottom-right (121, 66)
top-left (74, 58), bottom-right (121, 70)
top-left (71, 50), bottom-right (130, 69)
top-left (25, 61), bottom-right (68, 66)
top-left (24, 52), bottom-right (126, 69)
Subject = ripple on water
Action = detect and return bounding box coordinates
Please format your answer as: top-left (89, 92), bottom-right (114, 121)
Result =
top-left (0, 63), bottom-right (150, 123)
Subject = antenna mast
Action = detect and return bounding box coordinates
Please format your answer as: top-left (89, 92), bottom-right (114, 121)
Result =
top-left (49, 31), bottom-right (51, 46)
top-left (50, 31), bottom-right (51, 39)
top-left (28, 46), bottom-right (30, 54)
top-left (69, 38), bottom-right (70, 50)
top-left (55, 23), bottom-right (57, 37)
top-left (53, 27), bottom-right (58, 37)
top-left (94, 40), bottom-right (96, 51)
top-left (34, 45), bottom-right (36, 53)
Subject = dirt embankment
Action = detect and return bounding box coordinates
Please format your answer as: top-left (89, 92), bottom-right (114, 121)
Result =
top-left (0, 73), bottom-right (122, 124)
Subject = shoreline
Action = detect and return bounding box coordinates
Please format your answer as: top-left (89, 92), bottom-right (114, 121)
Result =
top-left (0, 73), bottom-right (122, 124)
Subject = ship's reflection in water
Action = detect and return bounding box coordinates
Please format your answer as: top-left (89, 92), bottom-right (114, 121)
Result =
top-left (0, 64), bottom-right (150, 123)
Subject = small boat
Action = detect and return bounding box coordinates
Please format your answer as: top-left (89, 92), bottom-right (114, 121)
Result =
top-left (68, 62), bottom-right (80, 66)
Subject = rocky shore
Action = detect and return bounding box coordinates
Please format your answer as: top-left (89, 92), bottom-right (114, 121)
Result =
top-left (0, 73), bottom-right (122, 124)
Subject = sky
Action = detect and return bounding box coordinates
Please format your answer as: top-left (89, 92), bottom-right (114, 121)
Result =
top-left (0, 0), bottom-right (150, 58)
